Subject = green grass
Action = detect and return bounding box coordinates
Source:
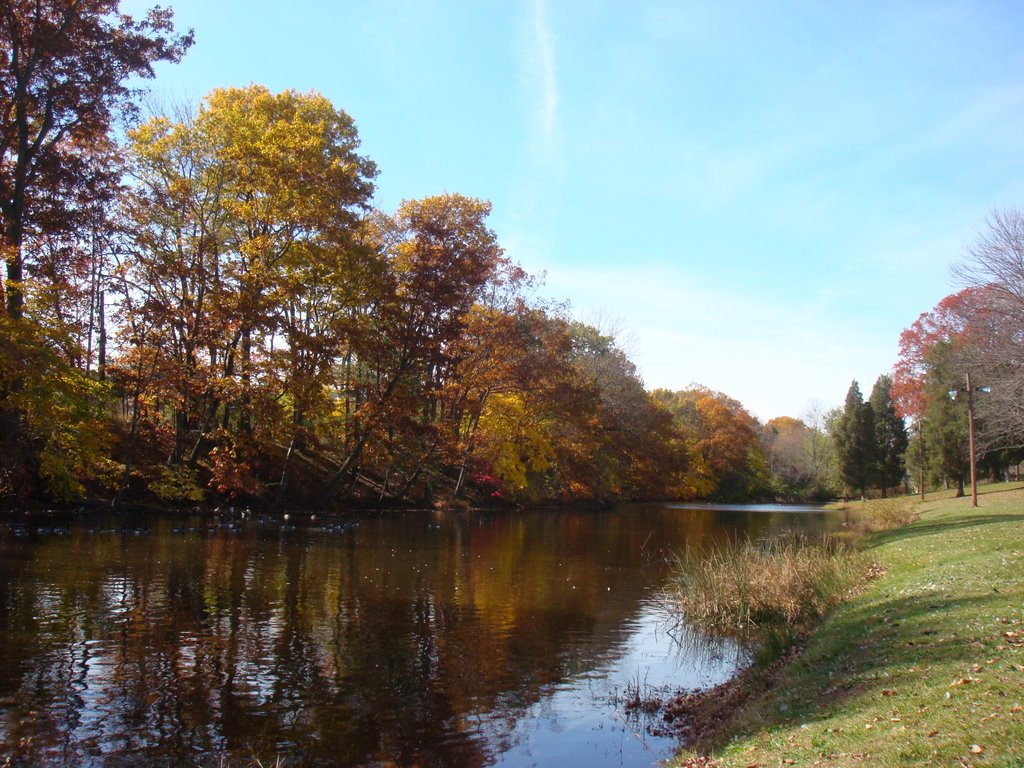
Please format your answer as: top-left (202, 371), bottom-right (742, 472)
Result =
top-left (673, 484), bottom-right (1024, 767)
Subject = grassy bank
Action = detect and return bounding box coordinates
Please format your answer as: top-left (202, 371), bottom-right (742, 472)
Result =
top-left (672, 484), bottom-right (1024, 767)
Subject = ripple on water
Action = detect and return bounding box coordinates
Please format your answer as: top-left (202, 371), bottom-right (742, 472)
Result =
top-left (0, 504), bottom-right (837, 767)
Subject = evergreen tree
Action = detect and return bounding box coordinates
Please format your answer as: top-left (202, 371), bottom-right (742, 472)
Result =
top-left (923, 343), bottom-right (970, 495)
top-left (869, 375), bottom-right (909, 497)
top-left (833, 380), bottom-right (877, 499)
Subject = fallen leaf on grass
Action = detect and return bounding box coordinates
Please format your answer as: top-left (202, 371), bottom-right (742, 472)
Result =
top-left (881, 689), bottom-right (897, 696)
top-left (970, 744), bottom-right (984, 754)
top-left (928, 731), bottom-right (939, 737)
top-left (676, 757), bottom-right (719, 768)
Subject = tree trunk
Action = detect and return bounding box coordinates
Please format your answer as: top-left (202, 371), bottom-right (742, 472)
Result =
top-left (97, 289), bottom-right (106, 381)
top-left (276, 435), bottom-right (297, 509)
top-left (315, 433), bottom-right (370, 509)
top-left (239, 326), bottom-right (252, 434)
top-left (453, 389), bottom-right (489, 497)
top-left (0, 231), bottom-right (26, 490)
top-left (276, 408), bottom-right (305, 508)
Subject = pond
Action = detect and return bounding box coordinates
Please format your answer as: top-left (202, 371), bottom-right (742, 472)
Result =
top-left (0, 502), bottom-right (840, 767)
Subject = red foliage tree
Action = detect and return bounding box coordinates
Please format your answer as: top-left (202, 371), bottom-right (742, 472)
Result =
top-left (892, 287), bottom-right (994, 420)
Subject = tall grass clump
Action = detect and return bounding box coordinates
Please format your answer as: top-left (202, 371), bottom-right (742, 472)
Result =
top-left (856, 497), bottom-right (915, 532)
top-left (668, 533), bottom-right (865, 636)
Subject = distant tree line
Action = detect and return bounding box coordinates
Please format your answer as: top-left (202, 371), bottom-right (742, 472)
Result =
top-left (0, 1), bottom-right (819, 510)
top-left (7, 2), bottom-right (1018, 511)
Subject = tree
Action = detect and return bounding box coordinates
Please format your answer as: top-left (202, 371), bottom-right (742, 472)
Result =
top-left (762, 416), bottom-right (815, 500)
top-left (120, 86), bottom-right (378, 501)
top-left (556, 322), bottom-right (682, 502)
top-left (892, 287), bottom-right (991, 422)
top-left (953, 208), bottom-right (1024, 451)
top-left (316, 194), bottom-right (507, 507)
top-left (119, 109), bottom-right (234, 466)
top-left (0, 0), bottom-right (192, 320)
top-left (803, 399), bottom-right (840, 498)
top-left (955, 207), bottom-right (1024, 312)
top-left (921, 342), bottom-right (969, 495)
top-left (654, 387), bottom-right (769, 501)
top-left (869, 375), bottom-right (908, 497)
top-left (0, 0), bottom-right (190, 495)
top-left (832, 380), bottom-right (876, 499)
top-left (891, 287), bottom-right (1015, 494)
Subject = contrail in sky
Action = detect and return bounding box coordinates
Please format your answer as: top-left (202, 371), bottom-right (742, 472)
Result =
top-left (530, 0), bottom-right (558, 156)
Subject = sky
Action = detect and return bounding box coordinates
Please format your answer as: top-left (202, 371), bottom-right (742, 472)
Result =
top-left (120, 0), bottom-right (1024, 421)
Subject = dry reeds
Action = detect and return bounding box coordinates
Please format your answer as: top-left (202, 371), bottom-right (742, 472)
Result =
top-left (856, 497), bottom-right (916, 532)
top-left (667, 532), bottom-right (864, 635)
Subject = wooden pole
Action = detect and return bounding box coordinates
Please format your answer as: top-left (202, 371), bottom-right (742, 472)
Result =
top-left (967, 371), bottom-right (978, 508)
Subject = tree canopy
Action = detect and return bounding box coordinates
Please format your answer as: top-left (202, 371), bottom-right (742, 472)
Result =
top-left (0, 1), bottom-right (934, 510)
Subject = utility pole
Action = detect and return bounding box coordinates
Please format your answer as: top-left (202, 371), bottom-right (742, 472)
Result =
top-left (950, 372), bottom-right (989, 508)
top-left (966, 371), bottom-right (978, 508)
top-left (918, 420), bottom-right (925, 501)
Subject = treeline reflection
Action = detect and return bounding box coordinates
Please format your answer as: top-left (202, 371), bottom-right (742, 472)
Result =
top-left (0, 505), bottom-right (835, 767)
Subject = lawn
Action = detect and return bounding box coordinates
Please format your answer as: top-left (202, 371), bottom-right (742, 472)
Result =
top-left (673, 484), bottom-right (1024, 767)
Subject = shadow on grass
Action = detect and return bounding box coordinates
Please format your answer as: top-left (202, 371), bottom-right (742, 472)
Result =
top-left (695, 584), bottom-right (1019, 751)
top-left (863, 512), bottom-right (1024, 549)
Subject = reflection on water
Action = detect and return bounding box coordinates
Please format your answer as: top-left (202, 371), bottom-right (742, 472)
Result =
top-left (0, 503), bottom-right (839, 767)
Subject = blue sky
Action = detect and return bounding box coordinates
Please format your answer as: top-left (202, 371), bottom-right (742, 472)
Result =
top-left (122, 0), bottom-right (1024, 421)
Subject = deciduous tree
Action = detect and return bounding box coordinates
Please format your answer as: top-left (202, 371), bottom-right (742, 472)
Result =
top-left (0, 0), bottom-right (190, 494)
top-left (953, 209), bottom-right (1024, 450)
top-left (316, 194), bottom-right (505, 507)
top-left (654, 387), bottom-right (768, 501)
top-left (0, 0), bottom-right (191, 319)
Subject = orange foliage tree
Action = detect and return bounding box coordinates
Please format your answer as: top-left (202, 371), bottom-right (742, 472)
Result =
top-left (653, 388), bottom-right (770, 501)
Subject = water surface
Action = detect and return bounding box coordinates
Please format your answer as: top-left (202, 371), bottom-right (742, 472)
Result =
top-left (0, 503), bottom-right (838, 767)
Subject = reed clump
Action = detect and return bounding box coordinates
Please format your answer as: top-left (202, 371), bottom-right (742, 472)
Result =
top-left (855, 497), bottom-right (916, 532)
top-left (667, 532), bottom-right (865, 635)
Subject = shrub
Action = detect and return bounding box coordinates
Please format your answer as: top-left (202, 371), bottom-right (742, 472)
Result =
top-left (150, 464), bottom-right (205, 503)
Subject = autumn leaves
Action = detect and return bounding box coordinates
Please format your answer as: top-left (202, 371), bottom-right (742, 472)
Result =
top-left (3, 72), bottom-right (707, 506)
top-left (0, 2), bottom-right (801, 507)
